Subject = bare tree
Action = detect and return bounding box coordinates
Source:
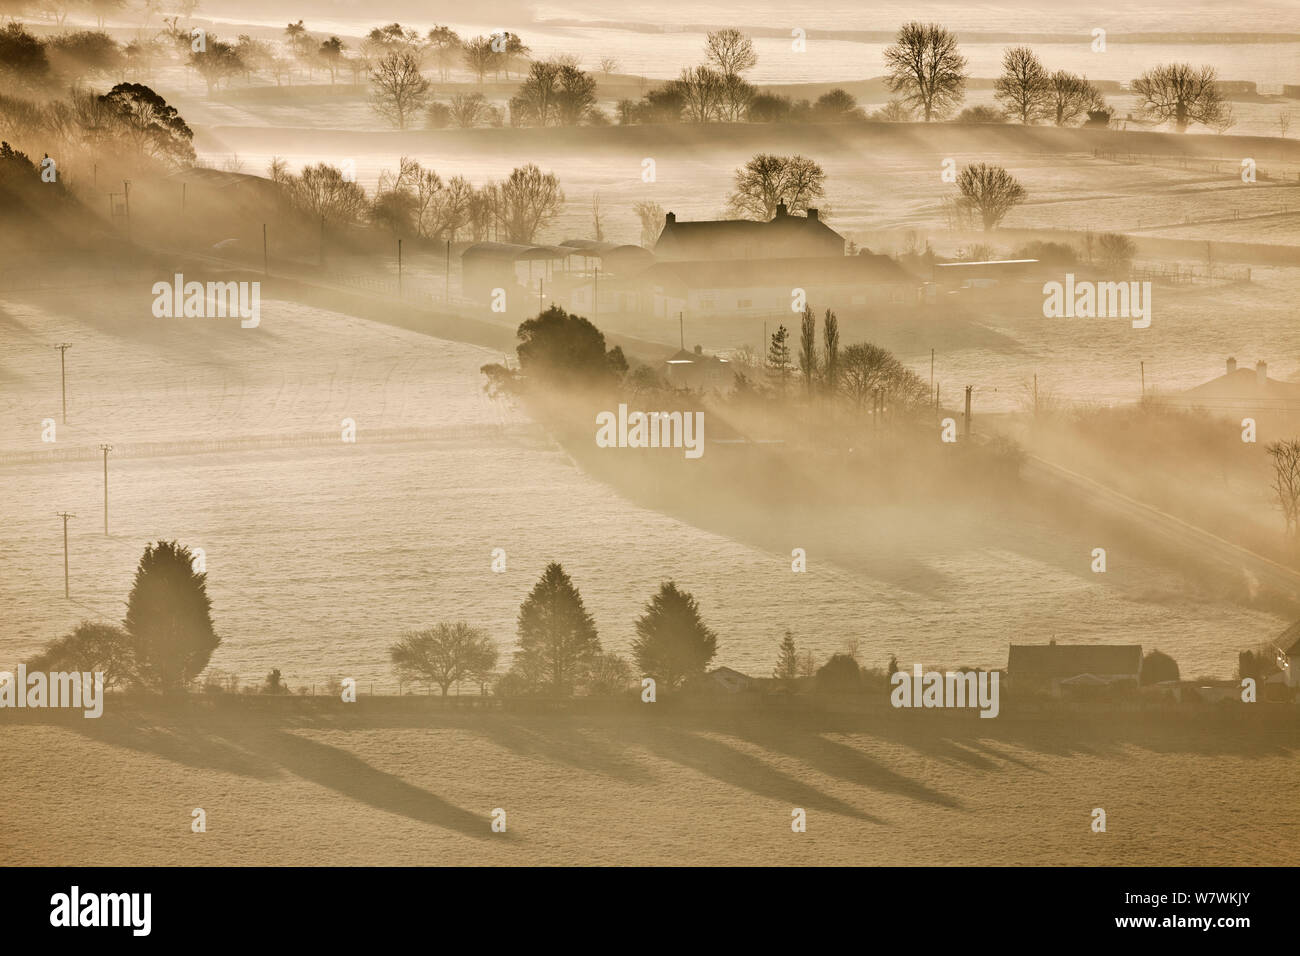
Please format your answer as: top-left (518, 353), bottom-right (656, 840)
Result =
top-left (634, 199), bottom-right (665, 247)
top-left (288, 162), bottom-right (368, 225)
top-left (673, 65), bottom-right (725, 122)
top-left (1280, 110), bottom-right (1293, 138)
top-left (704, 28), bottom-right (757, 77)
top-left (390, 623), bottom-right (498, 696)
top-left (955, 162), bottom-right (1026, 231)
top-left (1266, 440), bottom-right (1300, 542)
top-left (994, 46), bottom-right (1050, 124)
top-left (495, 163), bottom-right (564, 243)
top-left (448, 91), bottom-right (488, 127)
top-left (1048, 70), bottom-right (1102, 126)
top-left (369, 50), bottom-right (431, 129)
top-left (728, 153), bottom-right (827, 219)
top-left (799, 307), bottom-right (817, 395)
top-left (1131, 63), bottom-right (1225, 133)
top-left (883, 21), bottom-right (968, 122)
top-left (462, 35), bottom-right (494, 84)
top-left (822, 310), bottom-right (839, 393)
top-left (597, 55), bottom-right (620, 74)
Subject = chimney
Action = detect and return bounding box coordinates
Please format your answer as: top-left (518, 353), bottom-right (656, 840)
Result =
top-left (807, 208), bottom-right (819, 221)
top-left (665, 211), bottom-right (675, 224)
top-left (774, 202), bottom-right (787, 218)
top-left (1257, 360), bottom-right (1268, 388)
top-left (1226, 356), bottom-right (1236, 374)
top-left (693, 344), bottom-right (702, 355)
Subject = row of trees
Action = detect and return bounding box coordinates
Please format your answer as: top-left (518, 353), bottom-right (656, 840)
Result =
top-left (390, 564), bottom-right (718, 697)
top-left (274, 156), bottom-right (566, 244)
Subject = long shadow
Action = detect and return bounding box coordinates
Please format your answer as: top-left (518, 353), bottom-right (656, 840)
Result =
top-left (222, 725), bottom-right (497, 842)
top-left (631, 720), bottom-right (885, 824)
top-left (707, 711), bottom-right (966, 808)
top-left (16, 709), bottom-right (496, 841)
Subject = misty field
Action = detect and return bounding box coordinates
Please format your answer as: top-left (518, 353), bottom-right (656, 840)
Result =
top-left (2, 703), bottom-right (1297, 866)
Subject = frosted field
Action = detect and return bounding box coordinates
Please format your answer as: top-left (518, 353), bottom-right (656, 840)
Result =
top-left (0, 287), bottom-right (1287, 686)
top-left (3, 708), bottom-right (1297, 866)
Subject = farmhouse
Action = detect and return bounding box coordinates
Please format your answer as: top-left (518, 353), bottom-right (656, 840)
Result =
top-left (1007, 641), bottom-right (1143, 696)
top-left (1176, 357), bottom-right (1300, 417)
top-left (654, 205), bottom-right (844, 260)
top-left (665, 345), bottom-right (732, 390)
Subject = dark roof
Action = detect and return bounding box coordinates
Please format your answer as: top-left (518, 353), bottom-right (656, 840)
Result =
top-left (1008, 644), bottom-right (1143, 679)
top-left (638, 254), bottom-right (912, 291)
top-left (655, 209), bottom-right (844, 258)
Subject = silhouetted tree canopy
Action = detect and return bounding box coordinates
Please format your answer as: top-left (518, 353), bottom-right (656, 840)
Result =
top-left (124, 540), bottom-right (219, 692)
top-left (631, 581), bottom-right (718, 690)
top-left (512, 562), bottom-right (601, 696)
top-left (514, 305), bottom-right (628, 388)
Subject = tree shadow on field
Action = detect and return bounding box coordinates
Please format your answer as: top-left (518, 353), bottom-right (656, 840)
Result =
top-left (21, 708), bottom-right (497, 841)
top-left (223, 725), bottom-right (497, 841)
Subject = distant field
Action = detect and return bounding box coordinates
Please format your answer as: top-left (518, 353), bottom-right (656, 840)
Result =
top-left (3, 703), bottom-right (1296, 866)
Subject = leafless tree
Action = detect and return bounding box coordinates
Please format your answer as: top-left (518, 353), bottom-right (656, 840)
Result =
top-left (1131, 63), bottom-right (1225, 133)
top-left (1280, 110), bottom-right (1293, 138)
top-left (728, 153), bottom-right (827, 219)
top-left (289, 162), bottom-right (368, 225)
top-left (494, 164), bottom-right (564, 243)
top-left (461, 36), bottom-right (495, 84)
top-left (449, 91), bottom-right (489, 127)
top-left (1266, 439), bottom-right (1300, 541)
top-left (883, 21), bottom-right (968, 122)
top-left (369, 50), bottom-right (431, 129)
top-left (674, 65), bottom-right (725, 122)
top-left (994, 46), bottom-right (1050, 124)
top-left (704, 28), bottom-right (757, 76)
top-left (633, 199), bottom-right (665, 247)
top-left (1048, 71), bottom-right (1103, 126)
top-left (955, 162), bottom-right (1026, 231)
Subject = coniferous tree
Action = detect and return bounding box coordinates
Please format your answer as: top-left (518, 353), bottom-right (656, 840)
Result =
top-left (513, 562), bottom-right (600, 696)
top-left (773, 630), bottom-right (799, 685)
top-left (631, 581), bottom-right (718, 690)
top-left (123, 540), bottom-right (218, 692)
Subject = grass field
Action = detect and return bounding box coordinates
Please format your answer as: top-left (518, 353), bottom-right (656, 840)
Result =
top-left (3, 701), bottom-right (1296, 866)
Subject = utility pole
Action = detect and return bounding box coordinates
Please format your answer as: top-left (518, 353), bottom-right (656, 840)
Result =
top-left (964, 385), bottom-right (973, 437)
top-left (679, 313), bottom-right (684, 350)
top-left (594, 266), bottom-right (599, 321)
top-left (100, 443), bottom-right (112, 535)
top-left (930, 348), bottom-right (935, 398)
top-left (1033, 373), bottom-right (1039, 419)
top-left (1140, 361), bottom-right (1145, 399)
top-left (123, 180), bottom-right (131, 243)
top-left (538, 279), bottom-right (544, 313)
top-left (397, 238), bottom-right (403, 297)
top-left (319, 216), bottom-right (325, 267)
top-left (57, 512), bottom-right (75, 598)
top-left (54, 343), bottom-right (72, 423)
top-left (445, 239), bottom-right (450, 306)
top-left (262, 223), bottom-right (268, 276)
top-left (181, 181), bottom-right (186, 214)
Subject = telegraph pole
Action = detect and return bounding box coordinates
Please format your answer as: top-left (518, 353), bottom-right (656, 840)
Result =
top-left (57, 512), bottom-right (75, 598)
top-left (1140, 361), bottom-right (1145, 399)
top-left (445, 239), bottom-right (450, 306)
top-left (397, 238), bottom-right (403, 297)
top-left (123, 180), bottom-right (131, 243)
top-left (1033, 373), bottom-right (1039, 419)
top-left (54, 343), bottom-right (72, 423)
top-left (679, 313), bottom-right (684, 351)
top-left (100, 443), bottom-right (112, 535)
top-left (964, 385), bottom-right (973, 437)
top-left (262, 223), bottom-right (268, 276)
top-left (319, 216), bottom-right (325, 266)
top-left (594, 265), bottom-right (599, 320)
